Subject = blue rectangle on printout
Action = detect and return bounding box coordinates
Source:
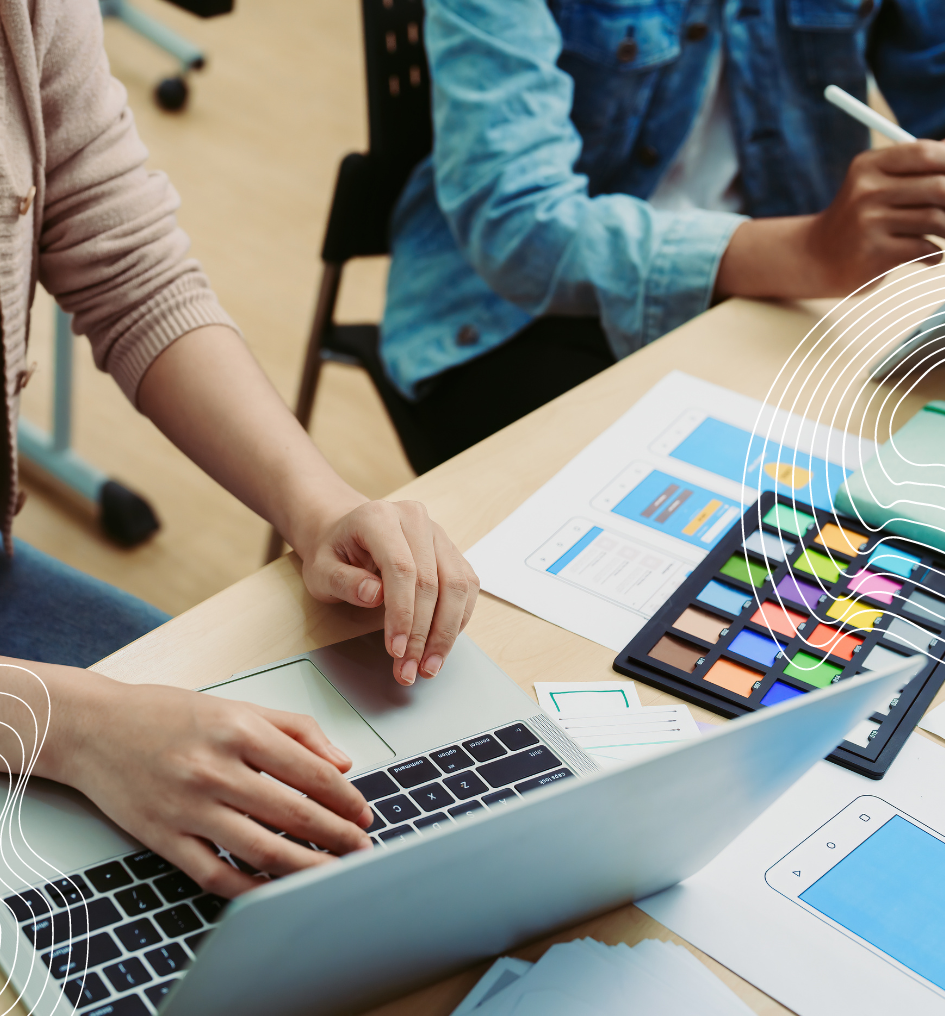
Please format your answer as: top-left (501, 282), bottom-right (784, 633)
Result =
top-left (800, 815), bottom-right (945, 990)
top-left (547, 527), bottom-right (602, 574)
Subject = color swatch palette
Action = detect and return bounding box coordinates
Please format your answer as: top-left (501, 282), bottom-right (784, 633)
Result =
top-left (614, 492), bottom-right (945, 777)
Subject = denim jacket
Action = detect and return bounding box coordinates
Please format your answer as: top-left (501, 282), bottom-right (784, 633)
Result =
top-left (381, 0), bottom-right (945, 399)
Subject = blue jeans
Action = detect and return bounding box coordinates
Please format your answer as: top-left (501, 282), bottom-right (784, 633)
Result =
top-left (0, 540), bottom-right (171, 668)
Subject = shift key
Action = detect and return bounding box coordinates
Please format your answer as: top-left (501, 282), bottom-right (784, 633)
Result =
top-left (477, 745), bottom-right (560, 788)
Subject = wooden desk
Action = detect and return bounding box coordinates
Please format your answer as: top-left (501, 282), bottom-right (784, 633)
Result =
top-left (82, 296), bottom-right (945, 1014)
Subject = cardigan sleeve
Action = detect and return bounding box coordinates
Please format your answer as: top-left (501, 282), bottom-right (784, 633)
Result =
top-left (35, 0), bottom-right (238, 405)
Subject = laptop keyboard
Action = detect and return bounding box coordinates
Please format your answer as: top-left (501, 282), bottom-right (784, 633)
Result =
top-left (2, 721), bottom-right (572, 1014)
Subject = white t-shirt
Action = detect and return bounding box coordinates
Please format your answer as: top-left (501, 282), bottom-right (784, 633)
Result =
top-left (648, 50), bottom-right (744, 214)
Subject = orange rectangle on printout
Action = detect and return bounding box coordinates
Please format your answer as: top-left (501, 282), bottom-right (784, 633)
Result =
top-left (751, 601), bottom-right (807, 639)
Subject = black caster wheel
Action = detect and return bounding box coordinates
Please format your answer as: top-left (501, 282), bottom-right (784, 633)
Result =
top-left (99, 480), bottom-right (161, 547)
top-left (155, 76), bottom-right (189, 112)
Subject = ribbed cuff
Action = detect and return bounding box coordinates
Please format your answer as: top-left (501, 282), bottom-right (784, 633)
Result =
top-left (102, 276), bottom-right (242, 406)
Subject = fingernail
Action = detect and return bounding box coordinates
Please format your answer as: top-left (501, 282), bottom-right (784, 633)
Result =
top-left (392, 634), bottom-right (408, 659)
top-left (359, 806), bottom-right (373, 828)
top-left (358, 578), bottom-right (381, 604)
top-left (422, 655), bottom-right (443, 678)
top-left (401, 659), bottom-right (417, 685)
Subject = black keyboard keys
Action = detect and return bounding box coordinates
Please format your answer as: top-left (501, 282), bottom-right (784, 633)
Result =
top-left (462, 734), bottom-right (506, 763)
top-left (45, 875), bottom-right (93, 908)
top-left (115, 917), bottom-right (162, 952)
top-left (378, 825), bottom-right (416, 845)
top-left (86, 860), bottom-right (133, 894)
top-left (431, 745), bottom-right (474, 774)
top-left (115, 884), bottom-right (162, 917)
top-left (365, 809), bottom-right (385, 833)
top-left (104, 956), bottom-right (152, 991)
top-left (155, 871), bottom-right (201, 904)
top-left (193, 894), bottom-right (227, 924)
top-left (443, 771), bottom-right (488, 800)
top-left (44, 932), bottom-right (121, 978)
top-left (155, 904), bottom-right (202, 938)
top-left (51, 897), bottom-right (121, 944)
top-left (350, 771), bottom-right (399, 801)
top-left (125, 850), bottom-right (175, 881)
top-left (88, 995), bottom-right (150, 1015)
top-left (496, 723), bottom-right (539, 751)
top-left (483, 789), bottom-right (518, 808)
top-left (64, 970), bottom-right (110, 1007)
top-left (415, 812), bottom-right (451, 833)
top-left (376, 795), bottom-right (420, 823)
top-left (408, 782), bottom-right (455, 813)
top-left (516, 768), bottom-right (574, 795)
top-left (448, 801), bottom-right (484, 820)
top-left (389, 756), bottom-right (441, 789)
top-left (145, 942), bottom-right (191, 977)
top-left (146, 979), bottom-right (180, 1007)
top-left (4, 889), bottom-right (49, 922)
top-left (477, 745), bottom-right (560, 788)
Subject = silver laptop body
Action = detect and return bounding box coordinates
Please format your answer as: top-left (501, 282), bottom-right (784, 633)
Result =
top-left (0, 633), bottom-right (919, 1016)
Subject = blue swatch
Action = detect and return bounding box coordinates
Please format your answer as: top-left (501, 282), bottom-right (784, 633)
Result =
top-left (868, 545), bottom-right (922, 580)
top-left (729, 629), bottom-right (784, 667)
top-left (761, 680), bottom-right (805, 707)
top-left (696, 580), bottom-right (749, 615)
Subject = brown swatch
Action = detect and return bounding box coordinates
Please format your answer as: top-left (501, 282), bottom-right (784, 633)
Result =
top-left (672, 606), bottom-right (727, 644)
top-left (648, 634), bottom-right (705, 673)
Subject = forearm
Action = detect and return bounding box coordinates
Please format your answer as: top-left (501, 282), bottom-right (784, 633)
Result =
top-left (714, 216), bottom-right (822, 300)
top-left (136, 326), bottom-right (366, 556)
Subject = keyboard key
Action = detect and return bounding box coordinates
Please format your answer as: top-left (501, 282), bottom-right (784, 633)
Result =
top-left (448, 801), bottom-right (484, 821)
top-left (483, 789), bottom-right (518, 809)
top-left (125, 850), bottom-right (175, 881)
top-left (376, 795), bottom-right (420, 823)
top-left (85, 995), bottom-right (150, 1016)
top-left (378, 824), bottom-right (416, 845)
top-left (145, 979), bottom-right (180, 1006)
top-left (44, 931), bottom-right (121, 978)
top-left (515, 768), bottom-right (574, 795)
top-left (154, 904), bottom-right (202, 938)
top-left (193, 894), bottom-right (227, 924)
top-left (477, 745), bottom-right (561, 789)
top-left (104, 956), bottom-right (152, 991)
top-left (443, 771), bottom-right (488, 800)
top-left (388, 756), bottom-right (441, 789)
top-left (85, 860), bottom-right (133, 894)
top-left (115, 884), bottom-right (162, 917)
top-left (46, 875), bottom-right (93, 908)
top-left (64, 970), bottom-right (110, 1007)
top-left (4, 889), bottom-right (50, 922)
top-left (145, 942), bottom-right (191, 977)
top-left (415, 812), bottom-right (452, 833)
top-left (431, 745), bottom-right (474, 774)
top-left (22, 916), bottom-right (53, 950)
top-left (495, 723), bottom-right (539, 751)
top-left (350, 771), bottom-right (399, 801)
top-left (115, 918), bottom-right (162, 952)
top-left (408, 782), bottom-right (455, 813)
top-left (462, 734), bottom-right (506, 763)
top-left (154, 871), bottom-right (201, 904)
top-left (50, 897), bottom-right (121, 945)
top-left (365, 809), bottom-right (385, 833)
top-left (185, 931), bottom-right (206, 953)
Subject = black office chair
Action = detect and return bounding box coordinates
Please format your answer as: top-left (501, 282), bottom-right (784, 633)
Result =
top-left (265, 0), bottom-right (436, 563)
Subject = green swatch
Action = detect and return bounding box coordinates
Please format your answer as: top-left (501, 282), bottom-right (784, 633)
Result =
top-left (763, 503), bottom-right (816, 537)
top-left (793, 548), bottom-right (841, 583)
top-left (720, 554), bottom-right (770, 588)
top-left (783, 650), bottom-right (842, 688)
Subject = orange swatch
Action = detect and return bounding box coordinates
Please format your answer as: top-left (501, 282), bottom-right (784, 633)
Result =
top-left (815, 522), bottom-right (867, 557)
top-left (703, 658), bottom-right (760, 698)
top-left (751, 601), bottom-right (807, 639)
top-left (804, 623), bottom-right (863, 661)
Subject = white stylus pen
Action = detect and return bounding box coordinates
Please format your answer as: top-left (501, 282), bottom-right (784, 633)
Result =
top-left (824, 84), bottom-right (916, 144)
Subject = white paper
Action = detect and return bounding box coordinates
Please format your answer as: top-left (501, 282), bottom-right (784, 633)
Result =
top-left (555, 706), bottom-right (701, 766)
top-left (452, 957), bottom-right (533, 1015)
top-left (917, 701), bottom-right (945, 741)
top-left (534, 681), bottom-right (641, 718)
top-left (467, 372), bottom-right (873, 651)
top-left (639, 735), bottom-right (945, 1016)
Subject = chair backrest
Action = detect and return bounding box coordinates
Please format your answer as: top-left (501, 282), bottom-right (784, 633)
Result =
top-left (321, 0), bottom-right (431, 263)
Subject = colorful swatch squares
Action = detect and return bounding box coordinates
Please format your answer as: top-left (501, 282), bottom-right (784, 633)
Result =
top-left (672, 606), bottom-right (728, 644)
top-left (815, 522), bottom-right (866, 556)
top-left (847, 568), bottom-right (903, 605)
top-left (763, 503), bottom-right (815, 537)
top-left (703, 658), bottom-right (760, 698)
top-left (720, 554), bottom-right (769, 588)
top-left (751, 601), bottom-right (806, 639)
top-left (697, 580), bottom-right (749, 615)
top-left (776, 573), bottom-right (822, 611)
top-left (825, 596), bottom-right (884, 631)
top-left (729, 629), bottom-right (784, 667)
top-left (804, 623), bottom-right (862, 661)
top-left (793, 547), bottom-right (841, 583)
top-left (783, 650), bottom-right (842, 688)
top-left (761, 680), bottom-right (805, 707)
top-left (868, 544), bottom-right (922, 579)
top-left (744, 529), bottom-right (795, 562)
top-left (648, 634), bottom-right (703, 673)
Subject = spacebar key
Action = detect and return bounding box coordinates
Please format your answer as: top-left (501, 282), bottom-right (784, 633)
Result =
top-left (477, 745), bottom-right (561, 788)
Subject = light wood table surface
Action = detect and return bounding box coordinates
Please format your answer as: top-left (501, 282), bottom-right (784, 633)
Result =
top-left (79, 296), bottom-right (945, 1015)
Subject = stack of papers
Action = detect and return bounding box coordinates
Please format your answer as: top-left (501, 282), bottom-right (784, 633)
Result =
top-left (534, 681), bottom-right (700, 766)
top-left (451, 938), bottom-right (755, 1016)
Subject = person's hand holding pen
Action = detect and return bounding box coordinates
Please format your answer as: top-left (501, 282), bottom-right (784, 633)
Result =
top-left (715, 85), bottom-right (945, 300)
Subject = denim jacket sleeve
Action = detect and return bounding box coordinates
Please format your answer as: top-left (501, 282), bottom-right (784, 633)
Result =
top-left (425, 0), bottom-right (746, 357)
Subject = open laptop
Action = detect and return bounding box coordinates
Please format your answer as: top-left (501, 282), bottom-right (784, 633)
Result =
top-left (0, 632), bottom-right (920, 1016)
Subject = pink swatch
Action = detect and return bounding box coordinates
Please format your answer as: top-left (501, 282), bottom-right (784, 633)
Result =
top-left (847, 568), bottom-right (903, 605)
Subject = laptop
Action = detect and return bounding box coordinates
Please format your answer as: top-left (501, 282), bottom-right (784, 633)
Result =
top-left (0, 632), bottom-right (920, 1016)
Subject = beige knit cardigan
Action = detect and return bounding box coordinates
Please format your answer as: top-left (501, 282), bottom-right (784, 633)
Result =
top-left (0, 0), bottom-right (236, 552)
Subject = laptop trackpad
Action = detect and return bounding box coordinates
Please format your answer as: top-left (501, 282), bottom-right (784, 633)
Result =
top-left (203, 659), bottom-right (395, 772)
